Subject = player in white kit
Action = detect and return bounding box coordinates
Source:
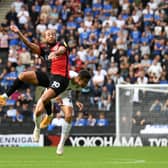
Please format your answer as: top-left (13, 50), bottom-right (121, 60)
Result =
top-left (40, 70), bottom-right (91, 155)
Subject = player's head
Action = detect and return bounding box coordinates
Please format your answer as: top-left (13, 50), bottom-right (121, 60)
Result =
top-left (45, 29), bottom-right (56, 44)
top-left (77, 70), bottom-right (91, 88)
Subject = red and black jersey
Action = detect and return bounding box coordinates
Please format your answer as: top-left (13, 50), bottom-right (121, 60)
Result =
top-left (40, 41), bottom-right (70, 78)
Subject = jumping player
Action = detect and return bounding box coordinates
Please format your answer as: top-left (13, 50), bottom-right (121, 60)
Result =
top-left (32, 32), bottom-right (70, 142)
top-left (0, 25), bottom-right (56, 117)
top-left (40, 70), bottom-right (91, 155)
top-left (0, 25), bottom-right (69, 116)
top-left (0, 25), bottom-right (70, 141)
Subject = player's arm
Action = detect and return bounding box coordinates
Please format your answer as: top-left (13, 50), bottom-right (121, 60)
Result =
top-left (48, 45), bottom-right (67, 60)
top-left (53, 45), bottom-right (67, 56)
top-left (10, 25), bottom-right (41, 55)
top-left (75, 91), bottom-right (84, 111)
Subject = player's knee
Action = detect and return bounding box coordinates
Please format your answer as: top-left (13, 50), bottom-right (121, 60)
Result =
top-left (35, 98), bottom-right (46, 115)
top-left (18, 72), bottom-right (26, 81)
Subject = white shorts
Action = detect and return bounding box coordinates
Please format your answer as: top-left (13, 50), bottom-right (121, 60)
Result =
top-left (61, 97), bottom-right (73, 107)
top-left (51, 97), bottom-right (74, 116)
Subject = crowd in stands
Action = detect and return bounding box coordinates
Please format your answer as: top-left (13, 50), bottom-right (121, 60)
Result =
top-left (0, 0), bottom-right (168, 126)
top-left (48, 111), bottom-right (108, 130)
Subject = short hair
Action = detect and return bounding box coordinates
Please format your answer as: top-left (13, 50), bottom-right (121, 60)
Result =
top-left (78, 69), bottom-right (91, 81)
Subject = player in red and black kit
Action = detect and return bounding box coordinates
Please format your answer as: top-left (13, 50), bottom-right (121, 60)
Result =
top-left (33, 30), bottom-right (70, 142)
top-left (0, 26), bottom-right (70, 129)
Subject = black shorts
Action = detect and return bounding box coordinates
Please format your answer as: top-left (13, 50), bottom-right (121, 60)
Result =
top-left (35, 71), bottom-right (50, 87)
top-left (49, 75), bottom-right (69, 96)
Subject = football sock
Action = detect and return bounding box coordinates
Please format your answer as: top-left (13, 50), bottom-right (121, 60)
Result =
top-left (6, 78), bottom-right (24, 97)
top-left (45, 101), bottom-right (52, 116)
top-left (1, 93), bottom-right (8, 99)
top-left (59, 120), bottom-right (72, 146)
top-left (33, 114), bottom-right (41, 129)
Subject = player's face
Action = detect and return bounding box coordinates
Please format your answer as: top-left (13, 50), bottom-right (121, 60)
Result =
top-left (77, 78), bottom-right (89, 88)
top-left (45, 30), bottom-right (56, 44)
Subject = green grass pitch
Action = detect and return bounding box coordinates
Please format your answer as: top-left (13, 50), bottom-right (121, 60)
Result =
top-left (0, 147), bottom-right (168, 168)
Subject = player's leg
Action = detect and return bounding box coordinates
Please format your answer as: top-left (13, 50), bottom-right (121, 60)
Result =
top-left (33, 88), bottom-right (56, 142)
top-left (40, 75), bottom-right (69, 128)
top-left (33, 71), bottom-right (53, 121)
top-left (0, 71), bottom-right (39, 105)
top-left (57, 105), bottom-right (73, 155)
top-left (40, 101), bottom-right (60, 129)
top-left (40, 96), bottom-right (62, 129)
top-left (33, 75), bottom-right (69, 142)
top-left (40, 101), bottom-right (53, 128)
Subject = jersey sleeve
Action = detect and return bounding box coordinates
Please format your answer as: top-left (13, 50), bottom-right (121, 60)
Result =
top-left (39, 46), bottom-right (45, 59)
top-left (69, 71), bottom-right (78, 79)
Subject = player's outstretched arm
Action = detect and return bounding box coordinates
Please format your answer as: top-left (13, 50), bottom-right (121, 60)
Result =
top-left (10, 25), bottom-right (41, 55)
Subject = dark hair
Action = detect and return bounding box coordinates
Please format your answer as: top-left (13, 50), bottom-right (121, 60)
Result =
top-left (79, 69), bottom-right (91, 80)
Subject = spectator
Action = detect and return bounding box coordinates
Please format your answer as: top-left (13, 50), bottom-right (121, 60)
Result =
top-left (132, 110), bottom-right (146, 134)
top-left (149, 99), bottom-right (163, 113)
top-left (86, 113), bottom-right (96, 126)
top-left (107, 61), bottom-right (118, 79)
top-left (85, 49), bottom-right (97, 70)
top-left (73, 112), bottom-right (86, 126)
top-left (137, 70), bottom-right (148, 84)
top-left (92, 65), bottom-right (107, 87)
top-left (11, 0), bottom-right (23, 14)
top-left (0, 29), bottom-right (9, 49)
top-left (5, 66), bottom-right (18, 88)
top-left (96, 112), bottom-right (109, 126)
top-left (98, 50), bottom-right (109, 71)
top-left (90, 83), bottom-right (102, 106)
top-left (147, 56), bottom-right (162, 80)
top-left (18, 47), bottom-right (32, 66)
top-left (5, 7), bottom-right (18, 25)
top-left (5, 104), bottom-right (23, 122)
top-left (8, 25), bottom-right (19, 47)
top-left (98, 85), bottom-right (111, 111)
top-left (163, 99), bottom-right (168, 115)
top-left (17, 5), bottom-right (30, 26)
top-left (48, 113), bottom-right (64, 131)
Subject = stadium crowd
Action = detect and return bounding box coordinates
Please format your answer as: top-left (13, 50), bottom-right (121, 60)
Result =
top-left (0, 0), bottom-right (167, 126)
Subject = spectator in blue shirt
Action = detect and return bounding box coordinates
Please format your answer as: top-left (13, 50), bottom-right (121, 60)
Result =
top-left (92, 0), bottom-right (102, 17)
top-left (131, 27), bottom-right (141, 44)
top-left (102, 1), bottom-right (112, 17)
top-left (153, 39), bottom-right (165, 56)
top-left (66, 16), bottom-right (77, 32)
top-left (86, 113), bottom-right (96, 126)
top-left (69, 48), bottom-right (77, 67)
top-left (6, 66), bottom-right (18, 88)
top-left (84, 4), bottom-right (92, 16)
top-left (79, 27), bottom-right (90, 45)
top-left (96, 112), bottom-right (109, 126)
top-left (73, 112), bottom-right (86, 127)
top-left (149, 99), bottom-right (163, 113)
top-left (141, 32), bottom-right (150, 44)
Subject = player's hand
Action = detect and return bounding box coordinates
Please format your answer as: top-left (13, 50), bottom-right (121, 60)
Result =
top-left (10, 25), bottom-right (19, 33)
top-left (48, 52), bottom-right (57, 60)
top-left (76, 101), bottom-right (84, 111)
